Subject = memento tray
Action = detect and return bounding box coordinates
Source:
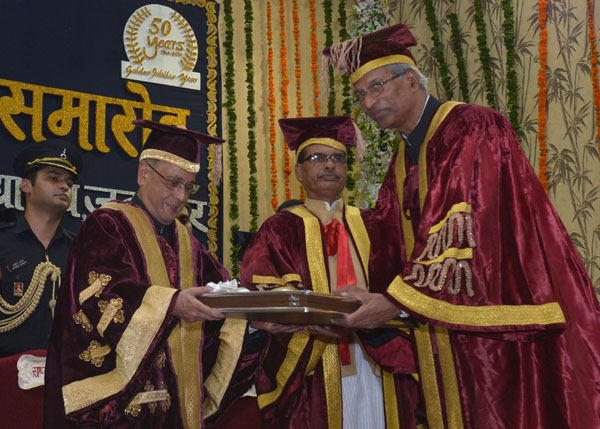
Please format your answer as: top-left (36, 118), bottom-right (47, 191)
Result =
top-left (199, 290), bottom-right (416, 327)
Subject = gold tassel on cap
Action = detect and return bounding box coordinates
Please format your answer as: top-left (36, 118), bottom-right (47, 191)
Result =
top-left (320, 37), bottom-right (363, 97)
top-left (352, 121), bottom-right (366, 161)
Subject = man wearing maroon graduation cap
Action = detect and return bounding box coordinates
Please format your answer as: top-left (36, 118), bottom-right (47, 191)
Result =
top-left (323, 24), bottom-right (600, 428)
top-left (44, 120), bottom-right (256, 428)
top-left (241, 116), bottom-right (421, 428)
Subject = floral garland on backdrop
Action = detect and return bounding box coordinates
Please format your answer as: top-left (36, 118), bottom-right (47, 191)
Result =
top-left (349, 0), bottom-right (396, 208)
top-left (537, 0), bottom-right (548, 192)
top-left (244, 0), bottom-right (259, 231)
top-left (222, 0), bottom-right (240, 275)
top-left (448, 11), bottom-right (470, 102)
top-left (587, 0), bottom-right (600, 154)
top-left (502, 0), bottom-right (520, 133)
top-left (310, 0), bottom-right (320, 115)
top-left (292, 0), bottom-right (305, 200)
top-left (324, 0), bottom-right (335, 116)
top-left (338, 0), bottom-right (356, 203)
top-left (473, 0), bottom-right (498, 110)
top-left (423, 0), bottom-right (454, 100)
top-left (280, 0), bottom-right (292, 201)
top-left (267, 1), bottom-right (278, 212)
top-left (293, 0), bottom-right (302, 118)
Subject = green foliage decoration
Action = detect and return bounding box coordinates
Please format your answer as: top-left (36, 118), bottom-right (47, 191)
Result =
top-left (244, 0), bottom-right (259, 232)
top-left (423, 0), bottom-right (454, 100)
top-left (222, 0), bottom-right (240, 276)
top-left (473, 0), bottom-right (498, 110)
top-left (502, 0), bottom-right (520, 133)
top-left (338, 0), bottom-right (356, 202)
top-left (448, 12), bottom-right (470, 103)
top-left (348, 1), bottom-right (396, 208)
top-left (323, 0), bottom-right (335, 117)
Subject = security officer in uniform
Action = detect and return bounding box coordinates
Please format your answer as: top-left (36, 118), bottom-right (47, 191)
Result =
top-left (0, 140), bottom-right (83, 357)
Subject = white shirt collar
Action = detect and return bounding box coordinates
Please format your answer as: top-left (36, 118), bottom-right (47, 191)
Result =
top-left (324, 199), bottom-right (342, 211)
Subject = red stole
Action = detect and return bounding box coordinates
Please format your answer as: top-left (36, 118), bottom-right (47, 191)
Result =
top-left (323, 218), bottom-right (356, 366)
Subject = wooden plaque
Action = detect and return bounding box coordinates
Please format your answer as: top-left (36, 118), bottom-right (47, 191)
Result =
top-left (198, 290), bottom-right (359, 325)
top-left (199, 290), bottom-right (416, 327)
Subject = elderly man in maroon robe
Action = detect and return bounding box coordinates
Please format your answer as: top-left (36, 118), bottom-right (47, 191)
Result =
top-left (241, 116), bottom-right (420, 429)
top-left (44, 120), bottom-right (256, 428)
top-left (321, 23), bottom-right (600, 429)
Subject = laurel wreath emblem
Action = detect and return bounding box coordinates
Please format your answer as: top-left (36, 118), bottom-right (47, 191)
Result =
top-left (124, 6), bottom-right (198, 70)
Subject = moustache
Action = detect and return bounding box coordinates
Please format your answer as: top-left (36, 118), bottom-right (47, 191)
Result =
top-left (317, 173), bottom-right (341, 180)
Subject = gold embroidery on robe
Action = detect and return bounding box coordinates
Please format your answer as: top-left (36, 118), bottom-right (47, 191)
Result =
top-left (97, 298), bottom-right (125, 337)
top-left (72, 310), bottom-right (93, 332)
top-left (79, 271), bottom-right (112, 304)
top-left (124, 380), bottom-right (172, 417)
top-left (78, 340), bottom-right (111, 368)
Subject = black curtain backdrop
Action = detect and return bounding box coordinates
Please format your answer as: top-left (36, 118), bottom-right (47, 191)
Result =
top-left (0, 0), bottom-right (223, 258)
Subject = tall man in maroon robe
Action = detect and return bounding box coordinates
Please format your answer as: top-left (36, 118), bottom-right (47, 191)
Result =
top-left (323, 23), bottom-right (600, 429)
top-left (241, 116), bottom-right (420, 429)
top-left (44, 120), bottom-right (254, 428)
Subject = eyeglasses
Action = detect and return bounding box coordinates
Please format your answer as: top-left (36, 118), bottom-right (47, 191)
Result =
top-left (354, 73), bottom-right (405, 104)
top-left (301, 152), bottom-right (347, 165)
top-left (146, 162), bottom-right (200, 195)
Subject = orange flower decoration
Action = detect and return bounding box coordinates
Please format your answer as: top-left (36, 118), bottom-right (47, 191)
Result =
top-left (587, 0), bottom-right (600, 154)
top-left (310, 0), bottom-right (320, 115)
top-left (267, 1), bottom-right (278, 212)
top-left (280, 0), bottom-right (291, 200)
top-left (537, 0), bottom-right (548, 192)
top-left (292, 0), bottom-right (305, 201)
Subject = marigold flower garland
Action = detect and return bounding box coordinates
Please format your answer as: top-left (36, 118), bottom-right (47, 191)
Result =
top-left (502, 0), bottom-right (520, 133)
top-left (292, 0), bottom-right (302, 118)
top-left (474, 0), bottom-right (498, 109)
top-left (244, 0), bottom-right (259, 231)
top-left (267, 1), bottom-right (278, 212)
top-left (280, 0), bottom-right (292, 200)
top-left (423, 0), bottom-right (454, 100)
top-left (587, 0), bottom-right (600, 154)
top-left (310, 0), bottom-right (320, 115)
top-left (448, 12), bottom-right (470, 102)
top-left (222, 0), bottom-right (240, 275)
top-left (537, 0), bottom-right (548, 192)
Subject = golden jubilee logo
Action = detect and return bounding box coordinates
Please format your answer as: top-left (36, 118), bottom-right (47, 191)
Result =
top-left (121, 4), bottom-right (201, 90)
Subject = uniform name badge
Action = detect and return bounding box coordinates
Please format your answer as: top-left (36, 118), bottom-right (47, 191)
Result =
top-left (14, 282), bottom-right (24, 297)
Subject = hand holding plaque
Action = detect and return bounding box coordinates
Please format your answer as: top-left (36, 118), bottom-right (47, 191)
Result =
top-left (198, 288), bottom-right (417, 328)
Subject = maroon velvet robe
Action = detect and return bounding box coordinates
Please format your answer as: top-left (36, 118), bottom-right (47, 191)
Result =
top-left (43, 201), bottom-right (249, 428)
top-left (241, 203), bottom-right (419, 428)
top-left (371, 102), bottom-right (600, 428)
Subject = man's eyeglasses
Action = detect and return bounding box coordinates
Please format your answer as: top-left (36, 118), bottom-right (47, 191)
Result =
top-left (146, 162), bottom-right (200, 195)
top-left (354, 73), bottom-right (405, 104)
top-left (301, 152), bottom-right (347, 165)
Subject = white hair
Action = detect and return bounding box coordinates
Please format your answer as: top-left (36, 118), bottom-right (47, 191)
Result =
top-left (385, 63), bottom-right (427, 91)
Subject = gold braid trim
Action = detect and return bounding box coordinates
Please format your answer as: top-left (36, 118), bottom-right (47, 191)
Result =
top-left (291, 206), bottom-right (342, 428)
top-left (128, 389), bottom-right (171, 406)
top-left (296, 138), bottom-right (347, 158)
top-left (382, 371), bottom-right (400, 428)
top-left (257, 332), bottom-right (311, 409)
top-left (419, 102), bottom-right (464, 212)
top-left (252, 273), bottom-right (302, 286)
top-left (140, 149), bottom-right (200, 173)
top-left (350, 54), bottom-right (417, 83)
top-left (0, 261), bottom-right (61, 332)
